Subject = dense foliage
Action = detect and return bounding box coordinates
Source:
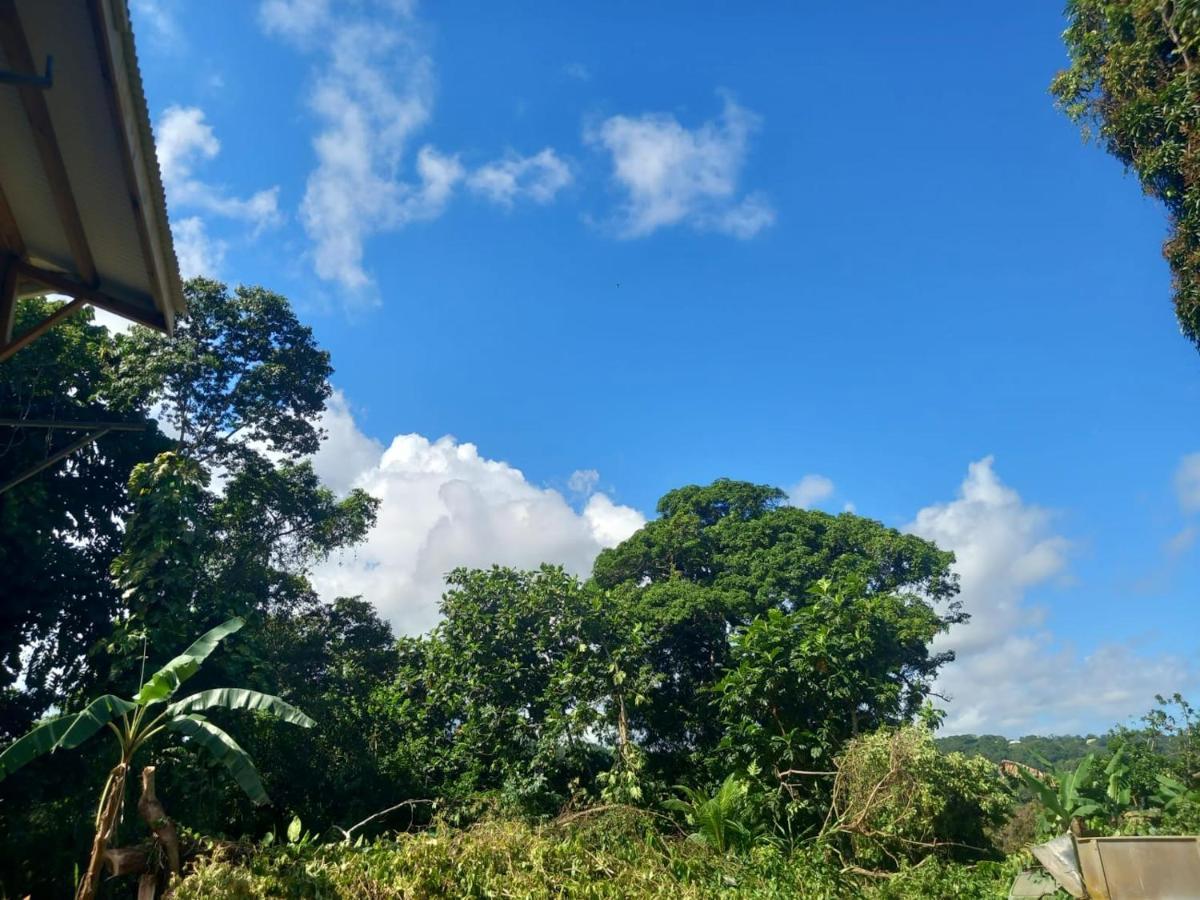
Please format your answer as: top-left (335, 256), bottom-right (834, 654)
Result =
top-left (1054, 0), bottom-right (1200, 350)
top-left (2, 279), bottom-right (1196, 898)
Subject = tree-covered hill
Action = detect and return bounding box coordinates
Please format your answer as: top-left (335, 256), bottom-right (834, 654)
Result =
top-left (936, 734), bottom-right (1106, 770)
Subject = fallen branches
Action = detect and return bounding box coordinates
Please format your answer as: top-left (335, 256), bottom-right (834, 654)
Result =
top-left (334, 799), bottom-right (435, 842)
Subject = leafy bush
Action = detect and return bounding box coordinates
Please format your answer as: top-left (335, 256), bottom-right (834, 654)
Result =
top-left (825, 726), bottom-right (1010, 870)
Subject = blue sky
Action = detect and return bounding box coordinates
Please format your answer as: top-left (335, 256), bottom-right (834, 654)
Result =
top-left (127, 0), bottom-right (1199, 736)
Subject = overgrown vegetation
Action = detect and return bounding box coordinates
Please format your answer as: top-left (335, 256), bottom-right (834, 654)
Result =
top-left (1, 280), bottom-right (1196, 898)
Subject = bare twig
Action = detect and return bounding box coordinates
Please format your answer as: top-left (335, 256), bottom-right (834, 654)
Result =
top-left (334, 799), bottom-right (434, 842)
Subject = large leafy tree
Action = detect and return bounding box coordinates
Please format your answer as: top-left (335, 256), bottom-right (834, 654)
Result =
top-left (381, 566), bottom-right (609, 815)
top-left (0, 300), bottom-right (166, 736)
top-left (593, 479), bottom-right (960, 782)
top-left (96, 278), bottom-right (378, 691)
top-left (1, 281), bottom-right (380, 894)
top-left (112, 278), bottom-right (333, 465)
top-left (1054, 0), bottom-right (1200, 350)
top-left (716, 579), bottom-right (953, 824)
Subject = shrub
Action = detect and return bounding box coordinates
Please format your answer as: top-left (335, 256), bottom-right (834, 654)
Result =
top-left (824, 725), bottom-right (1011, 870)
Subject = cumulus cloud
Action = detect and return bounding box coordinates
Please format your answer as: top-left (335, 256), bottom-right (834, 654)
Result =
top-left (909, 457), bottom-right (1191, 734)
top-left (588, 94), bottom-right (774, 239)
top-left (260, 1), bottom-right (568, 295)
top-left (788, 474), bottom-right (835, 508)
top-left (308, 398), bottom-right (645, 633)
top-left (468, 149), bottom-right (572, 207)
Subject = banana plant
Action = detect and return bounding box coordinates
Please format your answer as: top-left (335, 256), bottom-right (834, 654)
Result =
top-left (1153, 773), bottom-right (1200, 812)
top-left (1018, 753), bottom-right (1102, 835)
top-left (0, 617), bottom-right (314, 900)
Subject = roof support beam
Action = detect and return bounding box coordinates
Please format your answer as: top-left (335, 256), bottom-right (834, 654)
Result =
top-left (0, 253), bottom-right (17, 344)
top-left (0, 0), bottom-right (99, 286)
top-left (14, 259), bottom-right (166, 329)
top-left (0, 293), bottom-right (84, 362)
top-left (0, 425), bottom-right (111, 494)
top-left (0, 417), bottom-right (146, 431)
top-left (0, 179), bottom-right (25, 257)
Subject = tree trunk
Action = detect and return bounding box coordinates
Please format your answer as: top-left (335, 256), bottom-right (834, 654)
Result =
top-left (137, 766), bottom-right (181, 881)
top-left (77, 761), bottom-right (128, 900)
top-left (103, 847), bottom-right (148, 877)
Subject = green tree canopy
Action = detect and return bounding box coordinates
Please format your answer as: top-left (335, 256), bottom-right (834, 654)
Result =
top-left (0, 300), bottom-right (167, 736)
top-left (1054, 0), bottom-right (1200, 350)
top-left (593, 479), bottom-right (961, 783)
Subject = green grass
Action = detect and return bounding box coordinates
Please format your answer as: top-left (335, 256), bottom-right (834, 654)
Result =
top-left (172, 811), bottom-right (1023, 899)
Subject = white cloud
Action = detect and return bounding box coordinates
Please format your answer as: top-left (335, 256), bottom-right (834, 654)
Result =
top-left (468, 149), bottom-right (572, 207)
top-left (171, 216), bottom-right (225, 279)
top-left (309, 400), bottom-right (645, 633)
top-left (261, 2), bottom-right (567, 295)
top-left (588, 94), bottom-right (774, 239)
top-left (258, 0), bottom-right (333, 44)
top-left (309, 390), bottom-right (385, 494)
top-left (568, 468), bottom-right (600, 496)
top-left (157, 106), bottom-right (282, 233)
top-left (1175, 452), bottom-right (1200, 513)
top-left (155, 106), bottom-right (282, 279)
top-left (129, 0), bottom-right (181, 47)
top-left (788, 474), bottom-right (835, 508)
top-left (1167, 524), bottom-right (1198, 557)
top-left (909, 457), bottom-right (1191, 734)
top-left (564, 62), bottom-right (591, 82)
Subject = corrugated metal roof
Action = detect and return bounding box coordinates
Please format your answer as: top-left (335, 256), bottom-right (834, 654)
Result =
top-left (0, 0), bottom-right (184, 343)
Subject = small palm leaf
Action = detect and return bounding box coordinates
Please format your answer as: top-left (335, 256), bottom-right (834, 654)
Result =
top-left (167, 689), bottom-right (315, 727)
top-left (169, 713), bottom-right (269, 805)
top-left (135, 617), bottom-right (245, 704)
top-left (0, 714), bottom-right (74, 779)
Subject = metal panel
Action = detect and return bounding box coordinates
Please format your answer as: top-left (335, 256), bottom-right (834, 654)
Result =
top-left (1075, 836), bottom-right (1200, 900)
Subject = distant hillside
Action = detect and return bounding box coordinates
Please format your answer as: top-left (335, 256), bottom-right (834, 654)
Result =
top-left (936, 733), bottom-right (1105, 769)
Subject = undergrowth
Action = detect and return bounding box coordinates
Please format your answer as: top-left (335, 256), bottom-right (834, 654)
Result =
top-left (172, 810), bottom-right (1024, 899)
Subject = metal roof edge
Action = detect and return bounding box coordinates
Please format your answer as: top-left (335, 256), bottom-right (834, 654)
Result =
top-left (95, 0), bottom-right (185, 331)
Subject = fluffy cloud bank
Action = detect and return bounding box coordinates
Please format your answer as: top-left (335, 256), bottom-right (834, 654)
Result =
top-left (588, 95), bottom-right (774, 239)
top-left (309, 393), bottom-right (644, 633)
top-left (909, 457), bottom-right (1191, 735)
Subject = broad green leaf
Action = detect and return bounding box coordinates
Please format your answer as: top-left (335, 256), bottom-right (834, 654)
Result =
top-left (0, 714), bottom-right (74, 779)
top-left (167, 689), bottom-right (315, 727)
top-left (169, 713), bottom-right (269, 805)
top-left (287, 816), bottom-right (302, 843)
top-left (135, 617), bottom-right (245, 704)
top-left (54, 695), bottom-right (136, 751)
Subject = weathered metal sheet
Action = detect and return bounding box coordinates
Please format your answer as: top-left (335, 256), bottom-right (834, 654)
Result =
top-left (1075, 836), bottom-right (1200, 900)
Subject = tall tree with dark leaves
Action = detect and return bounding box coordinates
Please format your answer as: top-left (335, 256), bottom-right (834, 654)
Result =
top-left (0, 301), bottom-right (166, 737)
top-left (593, 479), bottom-right (961, 784)
top-left (1054, 0), bottom-right (1200, 351)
